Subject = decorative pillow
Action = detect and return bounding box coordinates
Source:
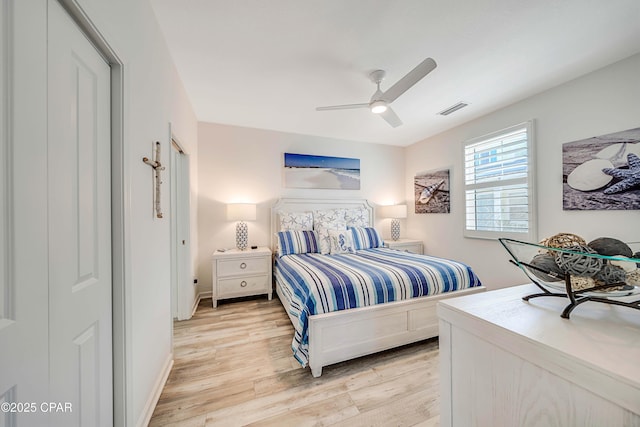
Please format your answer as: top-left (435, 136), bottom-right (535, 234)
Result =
top-left (279, 211), bottom-right (313, 231)
top-left (276, 230), bottom-right (319, 257)
top-left (328, 229), bottom-right (355, 254)
top-left (349, 226), bottom-right (384, 250)
top-left (313, 209), bottom-right (346, 230)
top-left (315, 224), bottom-right (346, 254)
top-left (344, 208), bottom-right (369, 227)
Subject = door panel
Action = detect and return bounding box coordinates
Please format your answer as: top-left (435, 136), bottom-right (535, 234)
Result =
top-left (0, 1), bottom-right (49, 425)
top-left (48, 1), bottom-right (112, 426)
top-left (171, 146), bottom-right (194, 320)
top-left (177, 153), bottom-right (194, 320)
top-left (0, 0), bottom-right (10, 327)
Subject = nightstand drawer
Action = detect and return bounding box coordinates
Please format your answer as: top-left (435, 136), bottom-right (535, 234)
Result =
top-left (384, 239), bottom-right (424, 254)
top-left (217, 257), bottom-right (270, 277)
top-left (396, 244), bottom-right (423, 254)
top-left (218, 274), bottom-right (269, 296)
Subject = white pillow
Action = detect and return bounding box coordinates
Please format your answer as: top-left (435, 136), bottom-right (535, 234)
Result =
top-left (313, 209), bottom-right (346, 230)
top-left (316, 224), bottom-right (346, 254)
top-left (279, 211), bottom-right (313, 231)
top-left (345, 208), bottom-right (369, 227)
top-left (328, 229), bottom-right (355, 254)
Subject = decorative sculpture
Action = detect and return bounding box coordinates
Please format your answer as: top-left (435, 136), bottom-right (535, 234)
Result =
top-left (142, 141), bottom-right (165, 218)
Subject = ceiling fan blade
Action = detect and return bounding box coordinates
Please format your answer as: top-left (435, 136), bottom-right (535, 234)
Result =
top-left (316, 103), bottom-right (369, 111)
top-left (380, 106), bottom-right (403, 128)
top-left (381, 57), bottom-right (437, 103)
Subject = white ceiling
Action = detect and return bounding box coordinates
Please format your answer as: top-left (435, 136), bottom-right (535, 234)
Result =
top-left (150, 0), bottom-right (640, 147)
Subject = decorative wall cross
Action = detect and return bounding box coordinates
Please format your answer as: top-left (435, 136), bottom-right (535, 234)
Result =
top-left (142, 141), bottom-right (165, 218)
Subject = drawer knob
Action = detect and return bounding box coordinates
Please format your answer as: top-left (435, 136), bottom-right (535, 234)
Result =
top-left (240, 280), bottom-right (247, 287)
top-left (240, 262), bottom-right (247, 269)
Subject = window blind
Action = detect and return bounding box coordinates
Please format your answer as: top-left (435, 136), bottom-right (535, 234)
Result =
top-left (463, 122), bottom-right (536, 240)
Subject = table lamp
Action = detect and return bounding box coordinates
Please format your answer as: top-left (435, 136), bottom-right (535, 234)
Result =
top-left (379, 204), bottom-right (407, 241)
top-left (227, 203), bottom-right (256, 250)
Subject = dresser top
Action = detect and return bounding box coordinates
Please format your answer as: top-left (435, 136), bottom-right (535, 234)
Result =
top-left (438, 283), bottom-right (640, 406)
top-left (385, 238), bottom-right (422, 244)
top-left (212, 246), bottom-right (271, 259)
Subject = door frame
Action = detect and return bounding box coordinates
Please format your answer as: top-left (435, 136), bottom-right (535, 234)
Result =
top-left (169, 126), bottom-right (193, 321)
top-left (56, 1), bottom-right (129, 425)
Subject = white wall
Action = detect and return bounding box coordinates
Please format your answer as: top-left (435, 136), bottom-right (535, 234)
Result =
top-left (14, 1), bottom-right (198, 425)
top-left (73, 1), bottom-right (200, 424)
top-left (405, 53), bottom-right (640, 289)
top-left (197, 122), bottom-right (405, 294)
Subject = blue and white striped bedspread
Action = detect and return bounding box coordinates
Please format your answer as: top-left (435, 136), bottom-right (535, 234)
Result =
top-left (275, 247), bottom-right (482, 367)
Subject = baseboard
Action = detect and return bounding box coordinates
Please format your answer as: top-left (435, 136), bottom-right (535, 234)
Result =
top-left (136, 352), bottom-right (173, 427)
top-left (191, 293), bottom-right (202, 317)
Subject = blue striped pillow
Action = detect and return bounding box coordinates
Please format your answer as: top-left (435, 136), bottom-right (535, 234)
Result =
top-left (349, 226), bottom-right (384, 250)
top-left (276, 230), bottom-right (320, 257)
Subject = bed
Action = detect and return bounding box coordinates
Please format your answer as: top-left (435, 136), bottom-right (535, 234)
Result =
top-left (271, 198), bottom-right (485, 377)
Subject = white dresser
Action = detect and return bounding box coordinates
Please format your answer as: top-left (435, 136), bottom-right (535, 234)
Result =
top-left (438, 283), bottom-right (640, 427)
top-left (211, 247), bottom-right (272, 308)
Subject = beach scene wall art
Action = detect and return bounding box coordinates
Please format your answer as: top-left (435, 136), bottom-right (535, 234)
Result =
top-left (414, 169), bottom-right (450, 213)
top-left (284, 153), bottom-right (361, 190)
top-left (563, 126), bottom-right (640, 210)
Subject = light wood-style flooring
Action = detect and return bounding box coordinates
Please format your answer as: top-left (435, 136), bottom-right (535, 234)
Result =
top-left (149, 296), bottom-right (441, 426)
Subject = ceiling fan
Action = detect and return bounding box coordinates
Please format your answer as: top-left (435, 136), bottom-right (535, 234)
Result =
top-left (316, 57), bottom-right (437, 128)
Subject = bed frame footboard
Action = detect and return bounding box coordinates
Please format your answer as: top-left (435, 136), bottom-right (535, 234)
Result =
top-left (307, 286), bottom-right (485, 377)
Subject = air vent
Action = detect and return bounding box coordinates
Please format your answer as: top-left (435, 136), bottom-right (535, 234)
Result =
top-left (438, 102), bottom-right (468, 116)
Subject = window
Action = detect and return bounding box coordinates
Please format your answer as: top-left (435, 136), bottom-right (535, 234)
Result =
top-left (463, 121), bottom-right (536, 240)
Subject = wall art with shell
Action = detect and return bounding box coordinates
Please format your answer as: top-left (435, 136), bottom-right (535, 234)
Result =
top-left (563, 126), bottom-right (640, 210)
top-left (414, 169), bottom-right (450, 213)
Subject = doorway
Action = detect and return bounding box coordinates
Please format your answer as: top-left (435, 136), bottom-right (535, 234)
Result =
top-left (170, 135), bottom-right (195, 321)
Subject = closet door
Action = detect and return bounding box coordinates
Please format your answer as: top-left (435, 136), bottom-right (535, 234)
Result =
top-left (47, 1), bottom-right (113, 425)
top-left (0, 1), bottom-right (49, 426)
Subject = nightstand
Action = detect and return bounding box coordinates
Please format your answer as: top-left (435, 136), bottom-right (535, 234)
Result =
top-left (384, 238), bottom-right (424, 254)
top-left (211, 247), bottom-right (272, 308)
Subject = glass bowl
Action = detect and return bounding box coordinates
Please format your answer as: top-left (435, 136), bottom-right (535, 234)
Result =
top-left (499, 238), bottom-right (640, 318)
top-left (500, 238), bottom-right (640, 296)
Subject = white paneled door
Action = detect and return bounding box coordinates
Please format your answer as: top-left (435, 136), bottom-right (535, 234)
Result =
top-left (47, 1), bottom-right (112, 426)
top-left (171, 143), bottom-right (194, 320)
top-left (0, 0), bottom-right (50, 425)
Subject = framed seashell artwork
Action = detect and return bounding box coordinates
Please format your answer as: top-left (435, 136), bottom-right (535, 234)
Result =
top-left (414, 168), bottom-right (450, 213)
top-left (563, 126), bottom-right (640, 210)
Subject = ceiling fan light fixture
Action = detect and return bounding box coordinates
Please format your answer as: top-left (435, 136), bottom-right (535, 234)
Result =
top-left (315, 57), bottom-right (437, 128)
top-left (370, 100), bottom-right (388, 114)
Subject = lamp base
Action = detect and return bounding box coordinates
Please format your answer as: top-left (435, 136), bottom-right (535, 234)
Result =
top-left (236, 221), bottom-right (248, 250)
top-left (391, 219), bottom-right (400, 241)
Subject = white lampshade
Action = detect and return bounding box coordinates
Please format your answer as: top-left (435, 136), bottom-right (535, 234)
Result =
top-left (379, 204), bottom-right (407, 219)
top-left (227, 203), bottom-right (257, 221)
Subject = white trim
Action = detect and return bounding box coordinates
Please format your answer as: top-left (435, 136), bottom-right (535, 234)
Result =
top-left (170, 134), bottom-right (178, 320)
top-left (191, 293), bottom-right (202, 317)
top-left (135, 353), bottom-right (173, 427)
top-left (0, 0), bottom-right (13, 322)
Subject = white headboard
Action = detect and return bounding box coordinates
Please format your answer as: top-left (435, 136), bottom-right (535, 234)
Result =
top-left (270, 198), bottom-right (375, 251)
